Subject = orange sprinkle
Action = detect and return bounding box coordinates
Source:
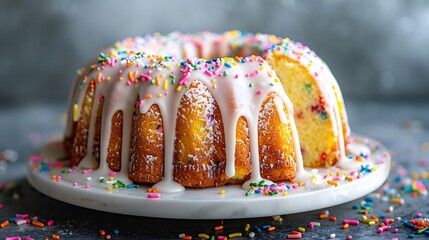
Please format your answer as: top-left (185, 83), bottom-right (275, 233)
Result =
top-left (118, 77), bottom-right (123, 81)
top-left (128, 71), bottom-right (134, 81)
top-left (290, 179), bottom-right (296, 184)
top-left (214, 225), bottom-right (224, 231)
top-left (126, 62), bottom-right (135, 67)
top-left (32, 221), bottom-right (44, 228)
top-left (329, 216), bottom-right (337, 221)
top-left (147, 188), bottom-right (153, 193)
top-left (153, 188), bottom-right (159, 193)
top-left (327, 180), bottom-right (339, 187)
top-left (319, 213), bottom-right (328, 219)
top-left (99, 229), bottom-right (106, 236)
top-left (97, 73), bottom-right (102, 83)
top-left (52, 234), bottom-right (60, 240)
top-left (182, 236), bottom-right (192, 240)
top-left (1, 220), bottom-right (9, 228)
top-left (343, 223), bottom-right (349, 229)
top-left (155, 76), bottom-right (160, 86)
top-left (347, 177), bottom-right (353, 182)
top-left (145, 94), bottom-right (152, 99)
top-left (267, 226), bottom-right (276, 232)
top-left (380, 223), bottom-right (385, 227)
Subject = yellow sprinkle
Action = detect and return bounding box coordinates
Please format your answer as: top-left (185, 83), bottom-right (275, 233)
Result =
top-left (422, 172), bottom-right (429, 179)
top-left (298, 227), bottom-right (305, 232)
top-left (361, 215), bottom-right (368, 223)
top-left (219, 189), bottom-right (225, 194)
top-left (176, 85), bottom-right (182, 92)
top-left (232, 61), bottom-right (238, 66)
top-left (118, 77), bottom-right (123, 81)
top-left (163, 80), bottom-right (168, 91)
top-left (157, 93), bottom-right (163, 98)
top-left (282, 192), bottom-right (288, 196)
top-left (368, 220), bottom-right (376, 226)
top-left (106, 76), bottom-right (111, 81)
top-left (73, 104), bottom-right (78, 122)
top-left (114, 184), bottom-right (119, 189)
top-left (211, 78), bottom-right (216, 83)
top-left (167, 66), bottom-right (172, 71)
top-left (198, 233), bottom-right (210, 239)
top-left (161, 74), bottom-right (165, 78)
top-left (245, 223), bottom-right (250, 231)
top-left (307, 62), bottom-right (312, 67)
top-left (109, 177), bottom-right (114, 181)
top-left (275, 217), bottom-right (283, 222)
top-left (229, 232), bottom-right (242, 238)
top-left (224, 57), bottom-right (234, 62)
top-left (107, 186), bottom-right (112, 191)
top-left (259, 66), bottom-right (265, 71)
top-left (411, 172), bottom-right (419, 180)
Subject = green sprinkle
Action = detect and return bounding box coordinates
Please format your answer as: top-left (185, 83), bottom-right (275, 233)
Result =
top-left (417, 226), bottom-right (428, 234)
top-left (320, 111), bottom-right (328, 121)
top-left (223, 71), bottom-right (228, 76)
top-left (150, 79), bottom-right (156, 85)
top-left (270, 83), bottom-right (274, 86)
top-left (249, 182), bottom-right (257, 187)
top-left (258, 180), bottom-right (265, 187)
top-left (117, 180), bottom-right (126, 187)
top-left (245, 189), bottom-right (253, 196)
top-left (249, 83), bottom-right (254, 88)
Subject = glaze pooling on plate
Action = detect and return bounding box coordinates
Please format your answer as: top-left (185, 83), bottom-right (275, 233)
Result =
top-left (28, 135), bottom-right (390, 219)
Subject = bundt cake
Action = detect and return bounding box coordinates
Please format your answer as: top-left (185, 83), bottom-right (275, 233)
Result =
top-left (64, 31), bottom-right (350, 193)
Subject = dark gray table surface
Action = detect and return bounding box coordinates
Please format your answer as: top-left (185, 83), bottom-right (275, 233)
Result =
top-left (0, 100), bottom-right (428, 239)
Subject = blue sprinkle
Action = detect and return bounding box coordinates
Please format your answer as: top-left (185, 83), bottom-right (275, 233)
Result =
top-left (262, 225), bottom-right (271, 229)
top-left (255, 189), bottom-right (261, 194)
top-left (379, 214), bottom-right (386, 219)
top-left (224, 63), bottom-right (231, 68)
top-left (113, 228), bottom-right (119, 235)
top-left (364, 196), bottom-right (375, 202)
top-left (408, 233), bottom-right (415, 238)
top-left (254, 225), bottom-right (261, 233)
top-left (352, 204), bottom-right (359, 209)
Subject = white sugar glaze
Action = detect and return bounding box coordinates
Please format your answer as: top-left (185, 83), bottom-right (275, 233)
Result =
top-left (65, 32), bottom-right (352, 192)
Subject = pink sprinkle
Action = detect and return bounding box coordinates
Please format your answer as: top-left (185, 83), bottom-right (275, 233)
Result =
top-left (204, 70), bottom-right (213, 77)
top-left (234, 74), bottom-right (239, 79)
top-left (109, 171), bottom-right (117, 176)
top-left (0, 203), bottom-right (3, 209)
top-left (381, 226), bottom-right (391, 231)
top-left (332, 176), bottom-right (340, 181)
top-left (16, 214), bottom-right (29, 218)
top-left (126, 80), bottom-right (131, 86)
top-left (308, 223), bottom-right (314, 229)
top-left (138, 99), bottom-right (144, 108)
top-left (118, 70), bottom-right (122, 74)
top-left (416, 212), bottom-right (423, 217)
top-left (217, 236), bottom-right (226, 240)
top-left (157, 127), bottom-right (163, 133)
top-left (25, 238), bottom-right (34, 240)
top-left (393, 228), bottom-right (398, 233)
top-left (148, 193), bottom-right (160, 199)
top-left (256, 90), bottom-right (263, 95)
top-left (73, 182), bottom-right (78, 186)
top-left (47, 219), bottom-right (54, 226)
top-left (30, 156), bottom-right (41, 162)
top-left (343, 219), bottom-right (359, 225)
top-left (346, 235), bottom-right (352, 240)
top-left (5, 237), bottom-right (21, 240)
top-left (377, 227), bottom-right (383, 233)
top-left (383, 218), bottom-right (390, 225)
top-left (84, 184), bottom-right (90, 189)
top-left (56, 176), bottom-right (61, 181)
top-left (82, 169), bottom-right (93, 174)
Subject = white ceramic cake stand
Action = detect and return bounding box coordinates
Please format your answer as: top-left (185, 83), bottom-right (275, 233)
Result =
top-left (28, 134), bottom-right (390, 219)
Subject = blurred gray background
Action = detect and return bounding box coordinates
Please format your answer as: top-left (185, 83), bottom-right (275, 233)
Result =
top-left (1, 0), bottom-right (429, 105)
